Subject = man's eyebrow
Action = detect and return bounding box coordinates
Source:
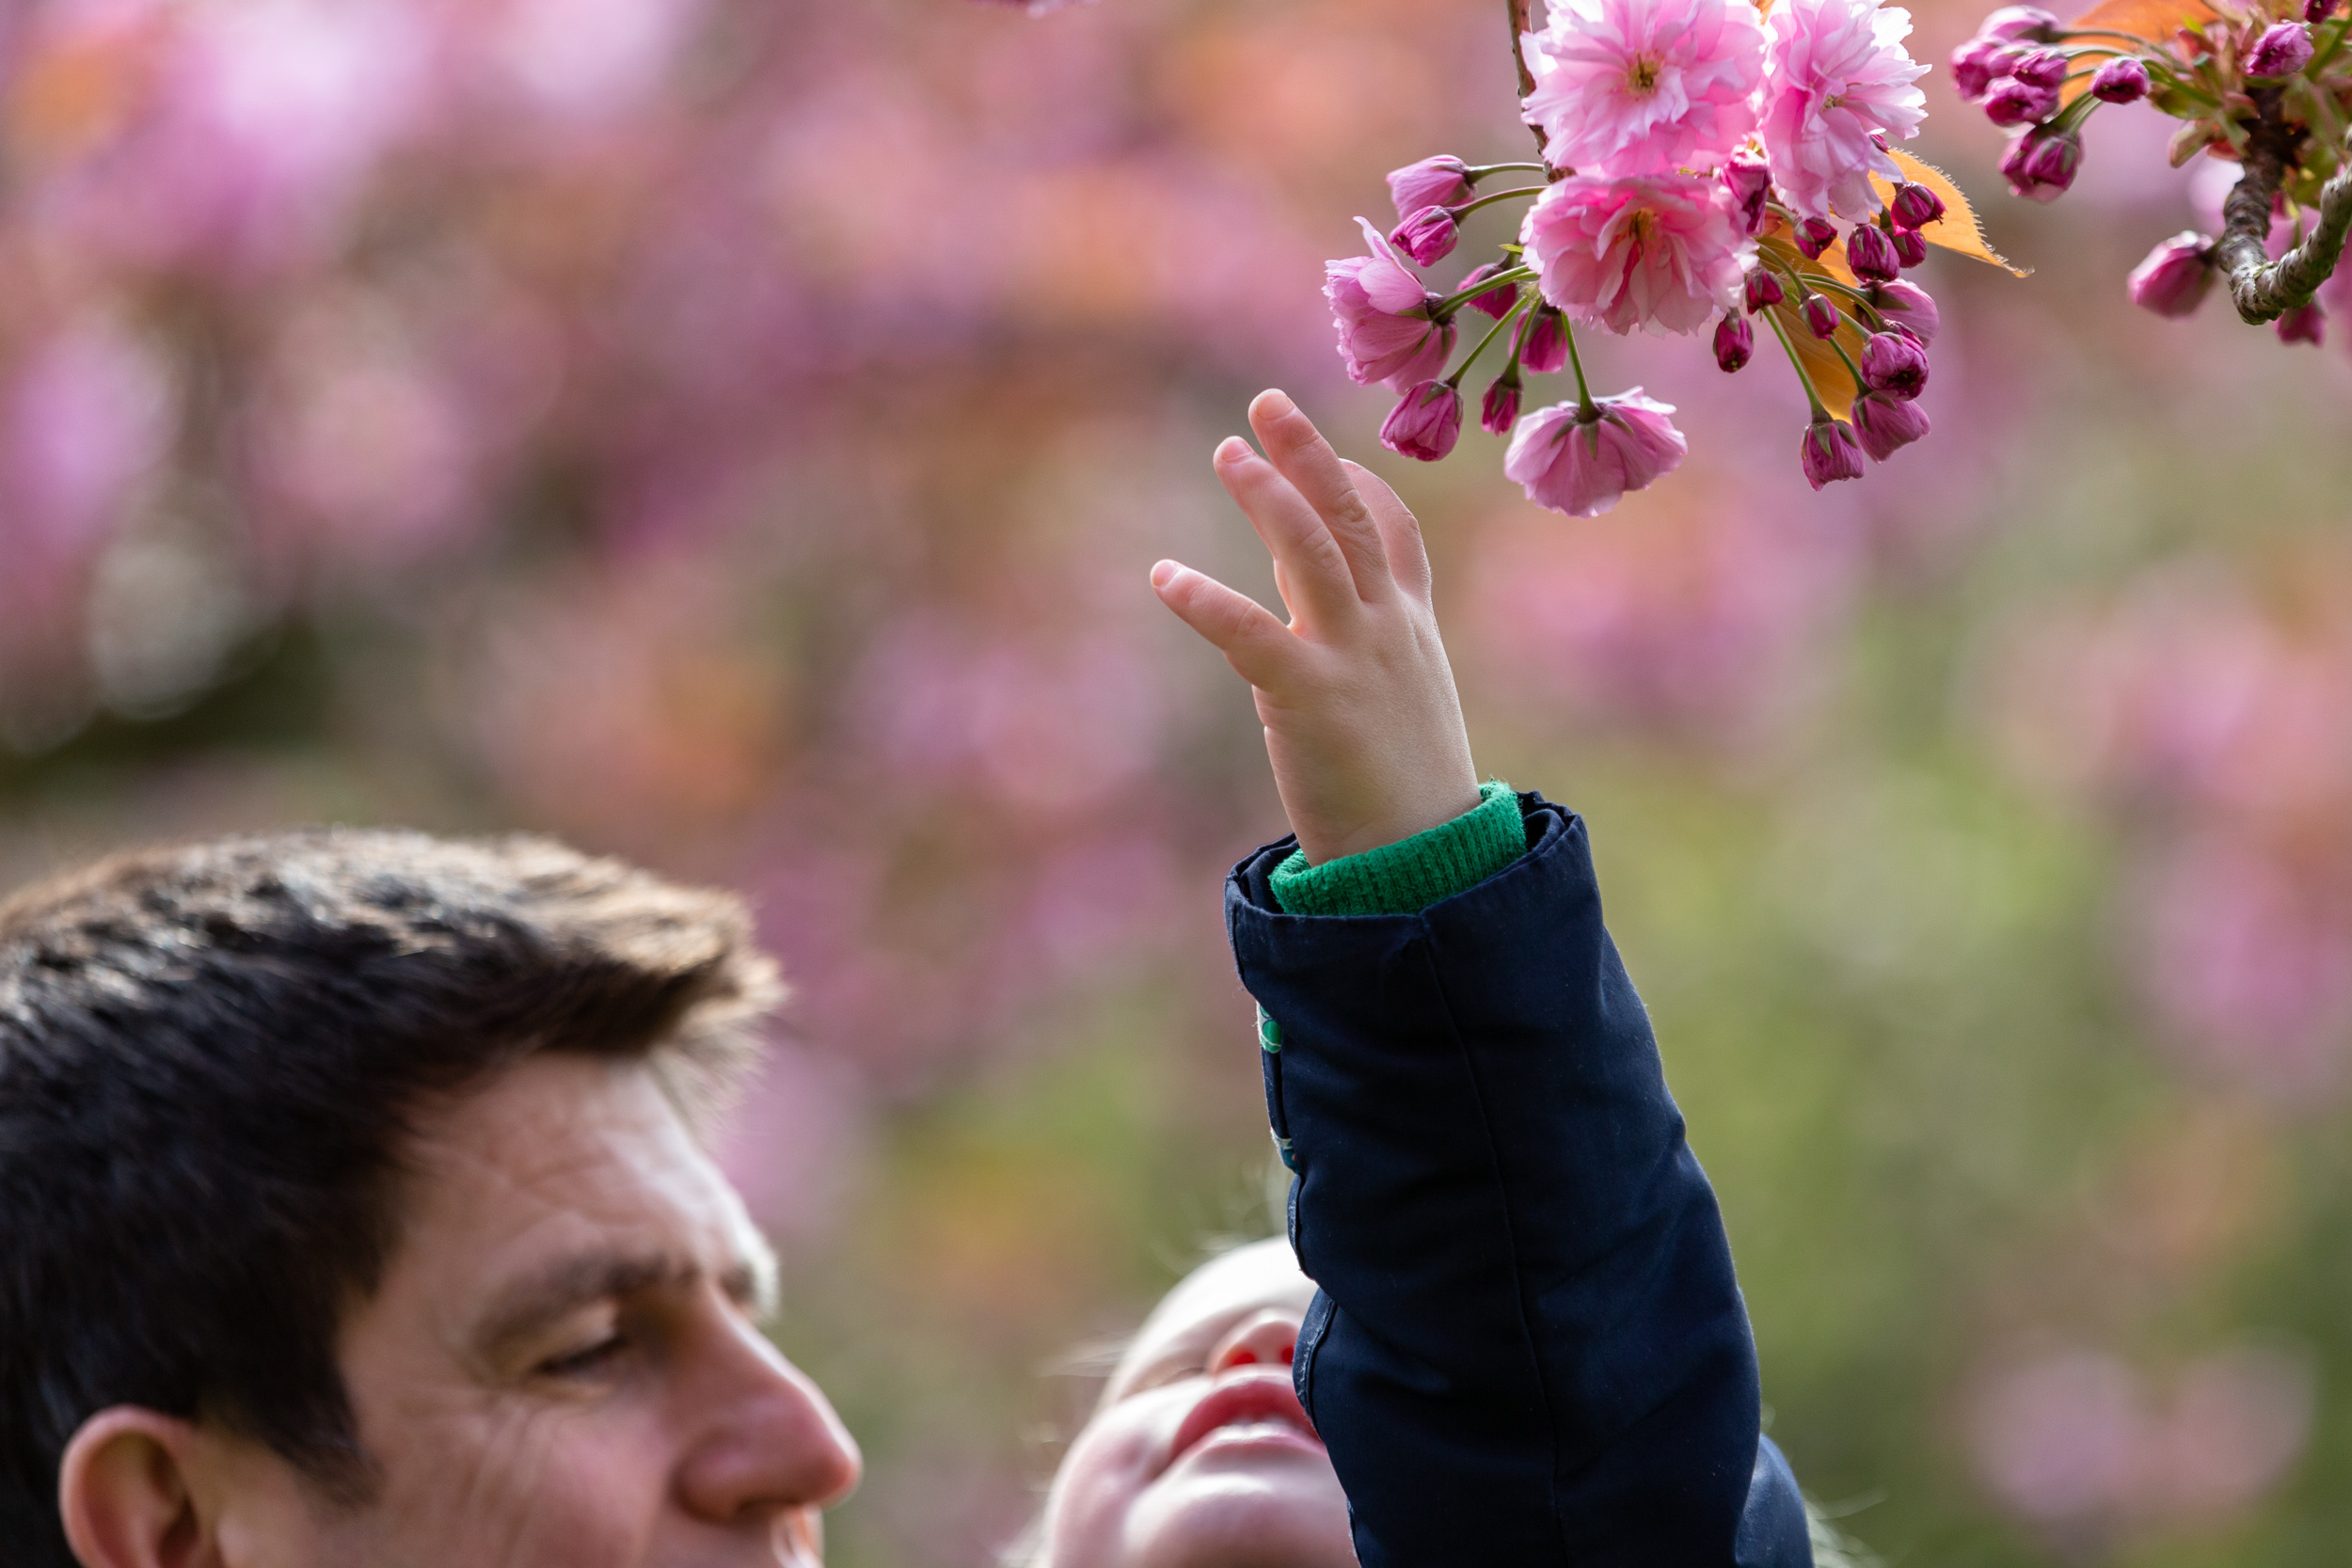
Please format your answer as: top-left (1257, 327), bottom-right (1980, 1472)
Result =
top-left (474, 1240), bottom-right (782, 1358)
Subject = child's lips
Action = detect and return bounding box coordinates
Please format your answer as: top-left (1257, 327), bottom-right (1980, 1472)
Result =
top-left (1163, 1367), bottom-right (1325, 1471)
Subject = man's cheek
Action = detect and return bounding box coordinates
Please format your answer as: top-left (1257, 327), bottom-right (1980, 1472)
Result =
top-left (378, 1402), bottom-right (668, 1568)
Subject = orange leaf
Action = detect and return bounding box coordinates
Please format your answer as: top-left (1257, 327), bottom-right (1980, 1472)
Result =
top-left (1872, 149), bottom-right (2031, 277)
top-left (2066, 0), bottom-right (2216, 45)
top-left (1756, 232), bottom-right (1869, 420)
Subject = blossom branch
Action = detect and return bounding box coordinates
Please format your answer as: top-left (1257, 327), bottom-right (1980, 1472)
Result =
top-left (1510, 0), bottom-right (1551, 164)
top-left (2215, 103), bottom-right (2352, 324)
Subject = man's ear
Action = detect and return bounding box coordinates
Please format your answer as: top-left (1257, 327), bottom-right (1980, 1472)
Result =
top-left (57, 1408), bottom-right (217, 1568)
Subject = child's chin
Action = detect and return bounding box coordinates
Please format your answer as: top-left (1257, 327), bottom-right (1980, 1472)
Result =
top-left (1128, 1465), bottom-right (1355, 1568)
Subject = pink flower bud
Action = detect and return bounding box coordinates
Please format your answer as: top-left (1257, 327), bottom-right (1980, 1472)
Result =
top-left (1950, 37), bottom-right (2017, 101)
top-left (1391, 205), bottom-right (1461, 266)
top-left (1381, 380), bottom-right (1465, 460)
top-left (1723, 154), bottom-right (1774, 236)
top-left (1803, 292), bottom-right (1841, 339)
top-left (1388, 156), bottom-right (1473, 221)
top-left (1984, 76), bottom-right (2060, 125)
top-left (1715, 311), bottom-right (1755, 372)
top-left (1459, 261), bottom-right (1523, 319)
top-left (1521, 308), bottom-right (1569, 374)
top-left (1861, 330), bottom-right (1930, 398)
top-left (1745, 268), bottom-right (1788, 312)
top-left (1847, 222), bottom-right (1901, 283)
top-left (1891, 182), bottom-right (1947, 230)
top-left (2126, 231), bottom-right (2217, 317)
top-left (2090, 56), bottom-right (2151, 103)
top-left (1795, 216), bottom-right (1837, 260)
top-left (2247, 20), bottom-right (2313, 76)
top-left (2309, 0), bottom-right (2342, 24)
top-left (1851, 391), bottom-right (1932, 460)
top-left (2001, 122), bottom-right (2082, 200)
top-left (1890, 226), bottom-right (1929, 268)
top-left (2008, 47), bottom-right (2069, 87)
top-left (1482, 374), bottom-right (1523, 435)
top-left (1867, 279), bottom-right (1941, 344)
top-left (2275, 300), bottom-right (2327, 346)
top-left (1981, 6), bottom-right (2063, 42)
top-left (1800, 418), bottom-right (1866, 489)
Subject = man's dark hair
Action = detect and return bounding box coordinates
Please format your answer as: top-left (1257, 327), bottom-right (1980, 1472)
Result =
top-left (0, 829), bottom-right (779, 1566)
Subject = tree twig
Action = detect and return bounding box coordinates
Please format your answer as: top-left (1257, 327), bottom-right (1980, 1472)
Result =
top-left (1510, 0), bottom-right (1551, 165)
top-left (2216, 99), bottom-right (2352, 324)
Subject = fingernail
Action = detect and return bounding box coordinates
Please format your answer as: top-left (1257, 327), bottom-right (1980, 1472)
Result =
top-left (1151, 561), bottom-right (1181, 589)
top-left (1254, 388), bottom-right (1295, 419)
top-left (1214, 436), bottom-right (1251, 465)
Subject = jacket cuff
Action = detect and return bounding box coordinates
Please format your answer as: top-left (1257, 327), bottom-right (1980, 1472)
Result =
top-left (1268, 780), bottom-right (1526, 917)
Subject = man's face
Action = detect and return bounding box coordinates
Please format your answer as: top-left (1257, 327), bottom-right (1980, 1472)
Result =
top-left (1038, 1240), bottom-right (1354, 1568)
top-left (273, 1053), bottom-right (861, 1566)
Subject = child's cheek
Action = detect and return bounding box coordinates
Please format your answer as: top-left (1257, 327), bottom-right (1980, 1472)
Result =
top-left (1040, 1391), bottom-right (1187, 1568)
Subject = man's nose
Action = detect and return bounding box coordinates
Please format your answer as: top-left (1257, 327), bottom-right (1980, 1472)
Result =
top-left (675, 1314), bottom-right (864, 1528)
top-left (1206, 1308), bottom-right (1299, 1374)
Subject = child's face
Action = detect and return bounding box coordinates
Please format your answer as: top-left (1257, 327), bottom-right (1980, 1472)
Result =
top-left (1038, 1239), bottom-right (1354, 1568)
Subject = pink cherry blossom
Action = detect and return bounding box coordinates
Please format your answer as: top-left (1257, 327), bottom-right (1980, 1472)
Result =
top-left (1324, 216), bottom-right (1454, 388)
top-left (1520, 0), bottom-right (1766, 176)
top-left (1521, 173), bottom-right (1752, 336)
top-left (1758, 0), bottom-right (1929, 220)
top-left (1503, 390), bottom-right (1688, 516)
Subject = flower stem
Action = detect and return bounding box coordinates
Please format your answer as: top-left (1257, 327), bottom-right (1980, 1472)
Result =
top-left (1804, 275), bottom-right (1889, 328)
top-left (1454, 185), bottom-right (1551, 219)
top-left (2146, 63), bottom-right (2222, 106)
top-left (1825, 330), bottom-right (1867, 386)
top-left (1467, 161), bottom-right (1549, 181)
top-left (1761, 307), bottom-right (1831, 421)
top-left (1446, 295), bottom-right (1533, 388)
top-left (2309, 14), bottom-right (2349, 72)
top-left (2054, 88), bottom-right (2103, 132)
top-left (1559, 312), bottom-right (1597, 417)
top-left (1431, 265), bottom-right (1535, 317)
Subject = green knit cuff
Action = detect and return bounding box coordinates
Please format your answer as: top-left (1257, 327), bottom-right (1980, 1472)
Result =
top-left (1269, 782), bottom-right (1526, 917)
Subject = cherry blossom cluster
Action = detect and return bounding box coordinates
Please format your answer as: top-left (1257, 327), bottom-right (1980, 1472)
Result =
top-left (1326, 0), bottom-right (1952, 516)
top-left (1953, 0), bottom-right (2352, 339)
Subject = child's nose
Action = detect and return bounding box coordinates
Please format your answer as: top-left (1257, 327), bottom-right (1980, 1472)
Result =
top-left (1207, 1308), bottom-right (1300, 1374)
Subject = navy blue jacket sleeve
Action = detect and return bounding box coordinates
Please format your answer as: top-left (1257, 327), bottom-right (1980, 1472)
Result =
top-left (1226, 792), bottom-right (1811, 1568)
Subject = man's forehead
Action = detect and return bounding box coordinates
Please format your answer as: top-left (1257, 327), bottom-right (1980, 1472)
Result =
top-left (390, 1053), bottom-right (772, 1309)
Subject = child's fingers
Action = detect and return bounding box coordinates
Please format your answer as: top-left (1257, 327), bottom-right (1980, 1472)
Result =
top-left (1340, 460), bottom-right (1432, 602)
top-left (1248, 389), bottom-right (1392, 603)
top-left (1213, 438), bottom-right (1368, 632)
top-left (1150, 560), bottom-right (1297, 689)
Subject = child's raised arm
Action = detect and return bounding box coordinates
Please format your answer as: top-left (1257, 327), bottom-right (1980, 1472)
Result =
top-left (1155, 393), bottom-right (1815, 1568)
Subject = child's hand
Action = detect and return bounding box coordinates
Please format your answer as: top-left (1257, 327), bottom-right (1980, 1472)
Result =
top-left (1152, 389), bottom-right (1482, 867)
